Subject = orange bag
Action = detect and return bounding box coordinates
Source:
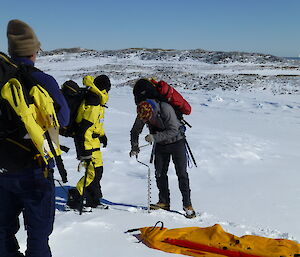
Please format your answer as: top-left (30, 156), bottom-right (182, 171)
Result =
top-left (128, 223), bottom-right (300, 257)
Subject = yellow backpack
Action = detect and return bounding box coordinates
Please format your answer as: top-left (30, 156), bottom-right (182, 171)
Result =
top-left (0, 52), bottom-right (67, 181)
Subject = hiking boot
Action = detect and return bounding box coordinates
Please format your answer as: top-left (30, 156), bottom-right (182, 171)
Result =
top-left (150, 202), bottom-right (170, 211)
top-left (64, 204), bottom-right (92, 213)
top-left (183, 205), bottom-right (196, 219)
top-left (95, 203), bottom-right (109, 209)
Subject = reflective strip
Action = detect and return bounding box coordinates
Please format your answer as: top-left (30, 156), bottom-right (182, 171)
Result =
top-left (0, 53), bottom-right (18, 68)
top-left (64, 84), bottom-right (79, 93)
top-left (6, 138), bottom-right (31, 152)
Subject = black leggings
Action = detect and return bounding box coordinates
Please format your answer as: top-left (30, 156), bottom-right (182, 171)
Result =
top-left (154, 139), bottom-right (191, 207)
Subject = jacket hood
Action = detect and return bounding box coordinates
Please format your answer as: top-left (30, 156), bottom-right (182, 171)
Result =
top-left (83, 75), bottom-right (109, 105)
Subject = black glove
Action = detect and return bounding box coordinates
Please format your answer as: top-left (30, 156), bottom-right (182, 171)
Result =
top-left (78, 155), bottom-right (92, 161)
top-left (145, 134), bottom-right (154, 144)
top-left (100, 135), bottom-right (108, 148)
top-left (129, 145), bottom-right (140, 157)
top-left (78, 150), bottom-right (92, 161)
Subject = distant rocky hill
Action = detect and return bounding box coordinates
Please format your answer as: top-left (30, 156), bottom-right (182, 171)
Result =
top-left (41, 47), bottom-right (285, 64)
top-left (39, 48), bottom-right (300, 95)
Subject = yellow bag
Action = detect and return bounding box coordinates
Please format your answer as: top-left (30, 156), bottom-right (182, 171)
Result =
top-left (130, 223), bottom-right (300, 257)
top-left (0, 53), bottom-right (61, 164)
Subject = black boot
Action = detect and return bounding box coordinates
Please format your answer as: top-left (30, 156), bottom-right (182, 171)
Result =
top-left (85, 196), bottom-right (100, 208)
top-left (66, 188), bottom-right (81, 210)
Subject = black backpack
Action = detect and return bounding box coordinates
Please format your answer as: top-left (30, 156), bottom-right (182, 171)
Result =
top-left (60, 80), bottom-right (86, 137)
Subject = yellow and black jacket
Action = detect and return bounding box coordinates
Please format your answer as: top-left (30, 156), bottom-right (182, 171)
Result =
top-left (75, 76), bottom-right (108, 164)
top-left (74, 76), bottom-right (109, 194)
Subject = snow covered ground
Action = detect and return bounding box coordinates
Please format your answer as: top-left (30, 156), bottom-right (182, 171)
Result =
top-left (17, 52), bottom-right (300, 256)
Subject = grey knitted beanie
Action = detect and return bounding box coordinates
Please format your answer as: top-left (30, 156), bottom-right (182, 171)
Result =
top-left (7, 19), bottom-right (41, 57)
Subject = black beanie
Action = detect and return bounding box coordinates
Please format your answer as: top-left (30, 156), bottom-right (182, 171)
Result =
top-left (133, 79), bottom-right (159, 104)
top-left (94, 75), bottom-right (111, 92)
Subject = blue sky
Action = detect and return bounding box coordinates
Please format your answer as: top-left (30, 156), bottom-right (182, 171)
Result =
top-left (1, 0), bottom-right (299, 57)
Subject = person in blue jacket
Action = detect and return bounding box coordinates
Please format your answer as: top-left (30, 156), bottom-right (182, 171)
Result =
top-left (0, 19), bottom-right (70, 257)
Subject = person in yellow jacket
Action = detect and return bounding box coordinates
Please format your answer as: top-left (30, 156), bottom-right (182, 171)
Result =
top-left (67, 74), bottom-right (111, 210)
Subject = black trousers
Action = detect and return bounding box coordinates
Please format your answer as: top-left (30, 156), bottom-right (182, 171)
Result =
top-left (0, 168), bottom-right (55, 257)
top-left (154, 139), bottom-right (192, 207)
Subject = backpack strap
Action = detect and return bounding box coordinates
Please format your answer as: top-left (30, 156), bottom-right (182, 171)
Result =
top-left (0, 52), bottom-right (17, 69)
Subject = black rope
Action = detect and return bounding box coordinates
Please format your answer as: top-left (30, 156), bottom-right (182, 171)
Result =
top-left (149, 221), bottom-right (164, 232)
top-left (125, 221), bottom-right (164, 234)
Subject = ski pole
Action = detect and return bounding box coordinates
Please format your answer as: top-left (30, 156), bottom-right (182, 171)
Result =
top-left (136, 156), bottom-right (151, 213)
top-left (184, 139), bottom-right (197, 167)
top-left (78, 159), bottom-right (90, 215)
top-left (150, 142), bottom-right (156, 164)
top-left (181, 118), bottom-right (192, 128)
top-left (139, 143), bottom-right (151, 149)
